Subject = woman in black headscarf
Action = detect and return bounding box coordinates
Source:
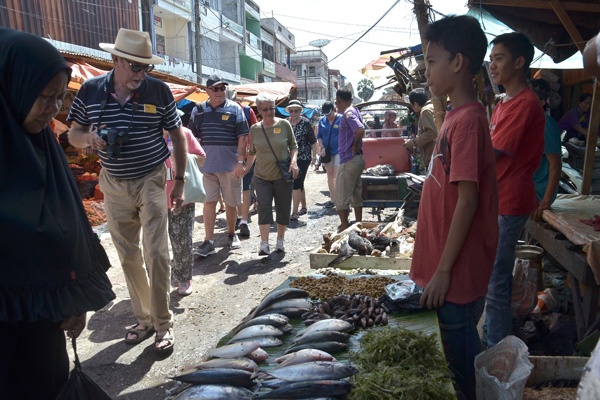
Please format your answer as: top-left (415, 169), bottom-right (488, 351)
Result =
top-left (0, 28), bottom-right (115, 399)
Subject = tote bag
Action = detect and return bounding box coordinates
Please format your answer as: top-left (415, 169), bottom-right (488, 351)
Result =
top-left (184, 154), bottom-right (205, 203)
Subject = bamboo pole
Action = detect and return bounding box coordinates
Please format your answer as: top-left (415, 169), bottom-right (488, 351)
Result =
top-left (413, 0), bottom-right (446, 132)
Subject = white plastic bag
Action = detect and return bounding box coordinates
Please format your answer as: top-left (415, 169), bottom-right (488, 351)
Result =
top-left (511, 259), bottom-right (538, 317)
top-left (475, 335), bottom-right (533, 400)
top-left (184, 153), bottom-right (205, 203)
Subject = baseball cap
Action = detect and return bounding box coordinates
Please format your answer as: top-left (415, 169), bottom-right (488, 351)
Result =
top-left (321, 101), bottom-right (334, 116)
top-left (206, 74), bottom-right (229, 88)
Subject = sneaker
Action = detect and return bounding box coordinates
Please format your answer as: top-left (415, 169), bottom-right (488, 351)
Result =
top-left (258, 241), bottom-right (270, 256)
top-left (239, 222), bottom-right (250, 237)
top-left (229, 233), bottom-right (241, 249)
top-left (195, 240), bottom-right (215, 257)
top-left (235, 217), bottom-right (241, 230)
top-left (177, 281), bottom-right (192, 296)
top-left (276, 237), bottom-right (285, 252)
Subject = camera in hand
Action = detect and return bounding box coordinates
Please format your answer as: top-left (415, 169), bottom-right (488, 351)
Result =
top-left (99, 128), bottom-right (128, 159)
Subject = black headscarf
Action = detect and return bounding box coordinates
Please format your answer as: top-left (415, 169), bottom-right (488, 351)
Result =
top-left (0, 28), bottom-right (115, 322)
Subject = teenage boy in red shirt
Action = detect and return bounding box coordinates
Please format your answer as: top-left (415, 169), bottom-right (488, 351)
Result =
top-left (409, 15), bottom-right (498, 400)
top-left (482, 33), bottom-right (545, 349)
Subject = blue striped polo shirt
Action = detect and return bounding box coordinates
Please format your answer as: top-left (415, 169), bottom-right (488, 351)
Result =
top-left (188, 98), bottom-right (248, 174)
top-left (67, 71), bottom-right (181, 179)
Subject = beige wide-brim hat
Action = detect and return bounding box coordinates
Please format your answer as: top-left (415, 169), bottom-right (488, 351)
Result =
top-left (99, 28), bottom-right (164, 65)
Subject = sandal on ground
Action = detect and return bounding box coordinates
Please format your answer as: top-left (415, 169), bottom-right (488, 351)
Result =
top-left (124, 323), bottom-right (155, 345)
top-left (290, 212), bottom-right (299, 221)
top-left (155, 328), bottom-right (174, 352)
top-left (298, 208), bottom-right (308, 216)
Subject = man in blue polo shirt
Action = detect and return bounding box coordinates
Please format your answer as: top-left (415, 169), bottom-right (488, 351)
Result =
top-left (68, 28), bottom-right (186, 353)
top-left (189, 75), bottom-right (249, 256)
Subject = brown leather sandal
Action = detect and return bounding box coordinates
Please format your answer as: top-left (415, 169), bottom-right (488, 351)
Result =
top-left (124, 323), bottom-right (155, 345)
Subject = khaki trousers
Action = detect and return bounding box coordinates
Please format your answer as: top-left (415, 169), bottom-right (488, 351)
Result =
top-left (99, 164), bottom-right (172, 332)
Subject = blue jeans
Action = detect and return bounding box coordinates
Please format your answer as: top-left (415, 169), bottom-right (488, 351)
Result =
top-left (437, 297), bottom-right (485, 400)
top-left (482, 214), bottom-right (530, 348)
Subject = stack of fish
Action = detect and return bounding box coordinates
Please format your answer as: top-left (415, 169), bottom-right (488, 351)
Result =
top-left (301, 293), bottom-right (389, 329)
top-left (255, 348), bottom-right (356, 399)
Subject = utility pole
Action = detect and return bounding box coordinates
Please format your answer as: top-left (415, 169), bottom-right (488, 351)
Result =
top-left (413, 0), bottom-right (445, 132)
top-left (194, 0), bottom-right (202, 84)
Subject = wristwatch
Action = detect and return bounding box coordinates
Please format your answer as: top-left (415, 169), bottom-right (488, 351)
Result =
top-left (174, 176), bottom-right (186, 182)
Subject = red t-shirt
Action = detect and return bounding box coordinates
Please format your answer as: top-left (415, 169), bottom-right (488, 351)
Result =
top-left (409, 102), bottom-right (499, 305)
top-left (490, 88), bottom-right (545, 215)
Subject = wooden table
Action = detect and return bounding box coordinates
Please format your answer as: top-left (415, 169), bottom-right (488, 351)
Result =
top-left (525, 218), bottom-right (599, 340)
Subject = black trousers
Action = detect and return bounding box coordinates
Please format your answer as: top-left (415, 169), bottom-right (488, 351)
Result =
top-left (0, 319), bottom-right (69, 399)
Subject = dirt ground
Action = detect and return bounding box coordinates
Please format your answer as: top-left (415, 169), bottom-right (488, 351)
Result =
top-left (73, 166), bottom-right (396, 399)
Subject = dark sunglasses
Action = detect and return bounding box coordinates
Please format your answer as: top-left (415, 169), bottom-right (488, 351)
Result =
top-left (210, 86), bottom-right (227, 92)
top-left (126, 60), bottom-right (154, 73)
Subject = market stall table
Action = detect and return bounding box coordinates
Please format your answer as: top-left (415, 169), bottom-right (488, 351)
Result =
top-left (524, 194), bottom-right (600, 340)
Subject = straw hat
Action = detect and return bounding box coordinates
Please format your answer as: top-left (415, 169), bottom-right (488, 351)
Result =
top-left (99, 28), bottom-right (164, 65)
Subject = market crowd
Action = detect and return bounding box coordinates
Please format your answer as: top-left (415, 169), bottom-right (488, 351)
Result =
top-left (1, 15), bottom-right (598, 400)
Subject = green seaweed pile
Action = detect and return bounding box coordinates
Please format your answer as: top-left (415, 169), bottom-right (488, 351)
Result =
top-left (348, 326), bottom-right (456, 400)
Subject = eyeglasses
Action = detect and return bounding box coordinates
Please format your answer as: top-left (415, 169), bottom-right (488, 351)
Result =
top-left (260, 106), bottom-right (275, 113)
top-left (209, 86), bottom-right (227, 92)
top-left (126, 60), bottom-right (154, 73)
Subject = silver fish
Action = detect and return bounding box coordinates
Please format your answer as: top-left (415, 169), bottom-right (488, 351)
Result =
top-left (170, 368), bottom-right (256, 388)
top-left (274, 349), bottom-right (337, 367)
top-left (291, 330), bottom-right (350, 346)
top-left (205, 341), bottom-right (261, 360)
top-left (284, 341), bottom-right (348, 355)
top-left (261, 297), bottom-right (312, 312)
top-left (227, 325), bottom-right (284, 344)
top-left (233, 314), bottom-right (289, 333)
top-left (296, 319), bottom-right (355, 337)
top-left (175, 384), bottom-right (255, 400)
top-left (264, 361), bottom-right (358, 381)
top-left (246, 288), bottom-right (309, 321)
top-left (258, 307), bottom-right (310, 318)
top-left (190, 357), bottom-right (258, 374)
top-left (256, 379), bottom-right (352, 399)
top-left (246, 347), bottom-right (269, 362)
top-left (230, 335), bottom-right (283, 348)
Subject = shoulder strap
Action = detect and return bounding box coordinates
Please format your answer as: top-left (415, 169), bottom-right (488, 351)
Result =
top-left (193, 102), bottom-right (205, 135)
top-left (243, 105), bottom-right (251, 123)
top-left (260, 122), bottom-right (281, 162)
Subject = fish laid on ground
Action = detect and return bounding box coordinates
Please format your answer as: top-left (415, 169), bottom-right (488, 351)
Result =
top-left (233, 314), bottom-right (289, 333)
top-left (280, 323), bottom-right (294, 333)
top-left (291, 330), bottom-right (350, 346)
top-left (204, 341), bottom-right (261, 360)
top-left (296, 318), bottom-right (355, 337)
top-left (227, 325), bottom-right (284, 344)
top-left (170, 368), bottom-right (256, 388)
top-left (256, 380), bottom-right (352, 399)
top-left (190, 357), bottom-right (258, 374)
top-left (229, 335), bottom-right (283, 348)
top-left (175, 384), bottom-right (255, 400)
top-left (274, 349), bottom-right (337, 367)
top-left (284, 341), bottom-right (348, 355)
top-left (245, 288), bottom-right (309, 321)
top-left (260, 297), bottom-right (312, 312)
top-left (257, 306), bottom-right (311, 319)
top-left (246, 347), bottom-right (269, 363)
top-left (263, 361), bottom-right (358, 382)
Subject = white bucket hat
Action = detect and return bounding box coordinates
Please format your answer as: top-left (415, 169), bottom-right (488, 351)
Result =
top-left (99, 28), bottom-right (164, 65)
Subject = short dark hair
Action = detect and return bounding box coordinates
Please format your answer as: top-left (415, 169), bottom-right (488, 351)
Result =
top-left (336, 88), bottom-right (353, 101)
top-left (425, 15), bottom-right (487, 75)
top-left (529, 78), bottom-right (550, 102)
top-left (408, 88), bottom-right (429, 106)
top-left (491, 32), bottom-right (535, 70)
top-left (579, 93), bottom-right (592, 103)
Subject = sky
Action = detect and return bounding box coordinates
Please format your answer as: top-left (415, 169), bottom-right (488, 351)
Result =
top-left (255, 0), bottom-right (470, 89)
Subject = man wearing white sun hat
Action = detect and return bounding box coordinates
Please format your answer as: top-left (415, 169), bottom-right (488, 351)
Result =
top-left (68, 28), bottom-right (186, 353)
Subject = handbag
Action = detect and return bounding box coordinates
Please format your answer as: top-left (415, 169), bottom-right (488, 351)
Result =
top-left (320, 121), bottom-right (334, 164)
top-left (56, 337), bottom-right (112, 400)
top-left (184, 153), bottom-right (206, 203)
top-left (260, 122), bottom-right (294, 182)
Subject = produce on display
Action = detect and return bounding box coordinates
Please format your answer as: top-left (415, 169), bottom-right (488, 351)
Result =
top-left (290, 274), bottom-right (396, 299)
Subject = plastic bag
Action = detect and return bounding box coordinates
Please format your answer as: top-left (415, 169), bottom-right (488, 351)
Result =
top-left (511, 259), bottom-right (538, 317)
top-left (184, 153), bottom-right (205, 203)
top-left (475, 335), bottom-right (533, 400)
top-left (382, 279), bottom-right (424, 311)
top-left (56, 337), bottom-right (112, 400)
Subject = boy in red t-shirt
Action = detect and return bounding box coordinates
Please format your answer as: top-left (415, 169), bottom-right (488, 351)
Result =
top-left (482, 33), bottom-right (545, 349)
top-left (409, 15), bottom-right (498, 400)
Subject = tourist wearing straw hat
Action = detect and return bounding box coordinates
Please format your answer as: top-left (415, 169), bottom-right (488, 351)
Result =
top-left (68, 28), bottom-right (186, 353)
